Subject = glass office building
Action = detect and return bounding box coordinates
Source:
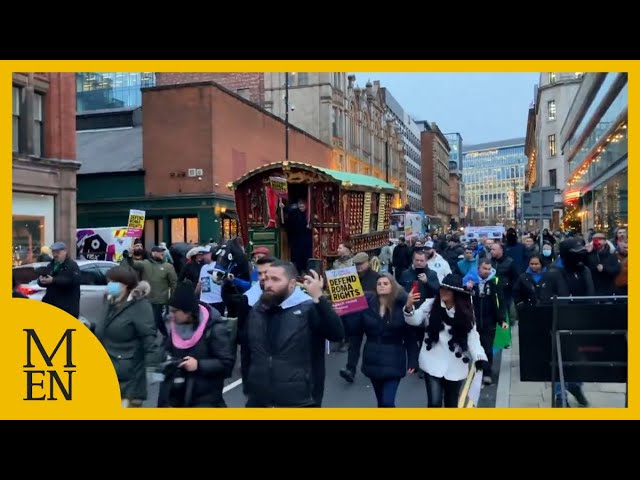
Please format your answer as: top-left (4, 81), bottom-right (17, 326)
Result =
top-left (76, 72), bottom-right (155, 112)
top-left (562, 72), bottom-right (627, 235)
top-left (462, 139), bottom-right (526, 226)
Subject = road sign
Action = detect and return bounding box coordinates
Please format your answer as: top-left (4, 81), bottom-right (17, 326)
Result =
top-left (522, 187), bottom-right (557, 220)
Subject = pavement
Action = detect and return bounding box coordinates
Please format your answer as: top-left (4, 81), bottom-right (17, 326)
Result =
top-left (495, 324), bottom-right (627, 408)
top-left (143, 344), bottom-right (500, 408)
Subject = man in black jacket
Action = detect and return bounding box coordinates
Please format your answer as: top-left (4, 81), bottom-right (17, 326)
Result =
top-left (236, 255), bottom-right (276, 394)
top-left (338, 252), bottom-right (380, 383)
top-left (392, 236), bottom-right (411, 281)
top-left (490, 242), bottom-right (520, 325)
top-left (244, 261), bottom-right (345, 407)
top-left (399, 249), bottom-right (440, 378)
top-left (37, 242), bottom-right (81, 318)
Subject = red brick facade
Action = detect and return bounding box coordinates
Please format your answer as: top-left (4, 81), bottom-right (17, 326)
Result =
top-left (44, 73), bottom-right (76, 160)
top-left (12, 73), bottom-right (80, 261)
top-left (155, 72), bottom-right (264, 105)
top-left (142, 82), bottom-right (334, 197)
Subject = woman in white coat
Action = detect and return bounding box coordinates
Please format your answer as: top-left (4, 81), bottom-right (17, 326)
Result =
top-left (403, 273), bottom-right (489, 407)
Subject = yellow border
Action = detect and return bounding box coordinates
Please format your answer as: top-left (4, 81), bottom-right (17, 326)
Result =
top-left (4, 61), bottom-right (636, 420)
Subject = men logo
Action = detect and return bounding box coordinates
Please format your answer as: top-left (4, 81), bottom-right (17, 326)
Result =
top-left (23, 329), bottom-right (76, 401)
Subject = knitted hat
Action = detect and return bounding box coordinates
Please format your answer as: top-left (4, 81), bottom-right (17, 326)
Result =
top-left (169, 280), bottom-right (200, 316)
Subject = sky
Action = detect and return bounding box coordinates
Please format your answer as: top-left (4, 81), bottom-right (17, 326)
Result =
top-left (355, 72), bottom-right (539, 146)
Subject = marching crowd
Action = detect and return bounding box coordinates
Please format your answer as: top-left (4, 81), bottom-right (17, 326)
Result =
top-left (11, 225), bottom-right (627, 409)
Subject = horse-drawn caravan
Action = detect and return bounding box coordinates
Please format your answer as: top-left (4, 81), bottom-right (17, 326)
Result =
top-left (228, 161), bottom-right (399, 272)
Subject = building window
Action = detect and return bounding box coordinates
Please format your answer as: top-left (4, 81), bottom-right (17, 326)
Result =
top-left (547, 100), bottom-right (556, 121)
top-left (12, 193), bottom-right (55, 266)
top-left (237, 88), bottom-right (251, 100)
top-left (549, 169), bottom-right (557, 188)
top-left (12, 86), bottom-right (20, 153)
top-left (170, 217), bottom-right (199, 244)
top-left (297, 72), bottom-right (309, 85)
top-left (222, 217), bottom-right (238, 240)
top-left (34, 93), bottom-right (44, 157)
top-left (548, 72), bottom-right (556, 84)
top-left (548, 134), bottom-right (557, 157)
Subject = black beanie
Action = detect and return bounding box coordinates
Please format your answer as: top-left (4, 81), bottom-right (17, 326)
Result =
top-left (169, 280), bottom-right (199, 316)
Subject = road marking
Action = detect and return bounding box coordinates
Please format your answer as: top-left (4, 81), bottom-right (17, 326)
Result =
top-left (223, 378), bottom-right (243, 393)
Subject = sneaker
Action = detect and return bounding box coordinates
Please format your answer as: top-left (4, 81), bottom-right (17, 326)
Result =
top-left (482, 376), bottom-right (493, 386)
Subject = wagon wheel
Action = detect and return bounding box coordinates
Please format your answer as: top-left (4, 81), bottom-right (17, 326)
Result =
top-left (370, 256), bottom-right (381, 272)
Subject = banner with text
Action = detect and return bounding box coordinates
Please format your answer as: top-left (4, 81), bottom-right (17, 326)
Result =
top-left (325, 266), bottom-right (368, 316)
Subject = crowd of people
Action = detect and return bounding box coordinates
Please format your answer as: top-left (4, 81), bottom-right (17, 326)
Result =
top-left (11, 224), bottom-right (627, 409)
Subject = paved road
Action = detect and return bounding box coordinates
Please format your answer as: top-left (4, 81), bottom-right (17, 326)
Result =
top-left (143, 347), bottom-right (500, 408)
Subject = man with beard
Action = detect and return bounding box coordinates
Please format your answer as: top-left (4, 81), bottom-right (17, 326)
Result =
top-left (236, 255), bottom-right (276, 394)
top-left (244, 261), bottom-right (344, 407)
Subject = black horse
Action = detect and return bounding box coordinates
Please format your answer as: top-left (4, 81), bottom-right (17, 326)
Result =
top-left (210, 237), bottom-right (251, 318)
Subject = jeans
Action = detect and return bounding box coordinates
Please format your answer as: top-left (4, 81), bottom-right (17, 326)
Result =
top-left (370, 378), bottom-right (401, 407)
top-left (425, 374), bottom-right (464, 408)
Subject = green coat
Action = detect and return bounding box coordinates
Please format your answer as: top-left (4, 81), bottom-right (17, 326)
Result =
top-left (96, 281), bottom-right (161, 401)
top-left (122, 257), bottom-right (178, 305)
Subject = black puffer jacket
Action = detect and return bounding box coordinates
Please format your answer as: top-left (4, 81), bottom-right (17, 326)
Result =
top-left (244, 291), bottom-right (344, 407)
top-left (157, 302), bottom-right (235, 408)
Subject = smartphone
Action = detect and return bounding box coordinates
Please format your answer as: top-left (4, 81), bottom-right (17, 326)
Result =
top-left (306, 258), bottom-right (324, 277)
top-left (411, 281), bottom-right (419, 294)
top-left (414, 268), bottom-right (425, 276)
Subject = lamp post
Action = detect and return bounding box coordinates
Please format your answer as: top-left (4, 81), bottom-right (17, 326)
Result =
top-left (285, 72), bottom-right (289, 160)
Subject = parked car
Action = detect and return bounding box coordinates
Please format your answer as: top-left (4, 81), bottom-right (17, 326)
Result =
top-left (13, 260), bottom-right (119, 331)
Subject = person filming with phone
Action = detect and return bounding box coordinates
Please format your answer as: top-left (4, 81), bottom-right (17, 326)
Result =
top-left (37, 242), bottom-right (81, 319)
top-left (399, 250), bottom-right (440, 377)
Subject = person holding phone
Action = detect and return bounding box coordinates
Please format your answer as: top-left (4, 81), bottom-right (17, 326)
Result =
top-left (403, 273), bottom-right (489, 407)
top-left (399, 250), bottom-right (440, 377)
top-left (37, 242), bottom-right (81, 319)
top-left (343, 273), bottom-right (420, 407)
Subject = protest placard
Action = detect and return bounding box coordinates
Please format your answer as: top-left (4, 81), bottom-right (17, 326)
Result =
top-left (125, 209), bottom-right (146, 238)
top-left (325, 266), bottom-right (368, 316)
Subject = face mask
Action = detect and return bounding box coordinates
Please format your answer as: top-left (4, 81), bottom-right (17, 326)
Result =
top-left (107, 281), bottom-right (123, 297)
top-left (543, 249), bottom-right (552, 257)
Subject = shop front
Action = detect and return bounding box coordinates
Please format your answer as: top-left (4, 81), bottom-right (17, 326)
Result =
top-left (12, 192), bottom-right (55, 265)
top-left (77, 194), bottom-right (237, 247)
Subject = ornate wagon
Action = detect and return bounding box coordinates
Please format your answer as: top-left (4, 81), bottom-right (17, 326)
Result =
top-left (228, 161), bottom-right (399, 270)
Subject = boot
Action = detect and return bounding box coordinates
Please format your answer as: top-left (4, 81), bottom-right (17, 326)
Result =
top-left (567, 384), bottom-right (590, 407)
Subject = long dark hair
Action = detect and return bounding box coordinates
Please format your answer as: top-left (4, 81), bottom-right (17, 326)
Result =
top-left (424, 289), bottom-right (475, 359)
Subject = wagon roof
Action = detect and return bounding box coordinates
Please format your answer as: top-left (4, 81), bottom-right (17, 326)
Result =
top-left (229, 161), bottom-right (399, 193)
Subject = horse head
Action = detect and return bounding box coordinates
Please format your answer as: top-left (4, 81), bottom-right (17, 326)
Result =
top-left (209, 237), bottom-right (250, 285)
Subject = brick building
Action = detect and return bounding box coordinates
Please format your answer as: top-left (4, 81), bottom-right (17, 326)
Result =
top-left (13, 73), bottom-right (80, 264)
top-left (418, 121), bottom-right (452, 226)
top-left (155, 72), bottom-right (264, 106)
top-left (76, 81), bottom-right (334, 244)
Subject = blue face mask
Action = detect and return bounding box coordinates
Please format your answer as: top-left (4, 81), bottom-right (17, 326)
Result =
top-left (542, 249), bottom-right (552, 257)
top-left (107, 281), bottom-right (123, 297)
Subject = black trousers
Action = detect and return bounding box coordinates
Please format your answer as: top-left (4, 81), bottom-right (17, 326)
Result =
top-left (152, 303), bottom-right (168, 337)
top-left (425, 374), bottom-right (464, 408)
top-left (346, 334), bottom-right (363, 372)
top-left (478, 327), bottom-right (496, 373)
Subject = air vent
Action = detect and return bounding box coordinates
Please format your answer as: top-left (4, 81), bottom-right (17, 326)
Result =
top-left (187, 168), bottom-right (197, 177)
top-left (196, 169), bottom-right (203, 176)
